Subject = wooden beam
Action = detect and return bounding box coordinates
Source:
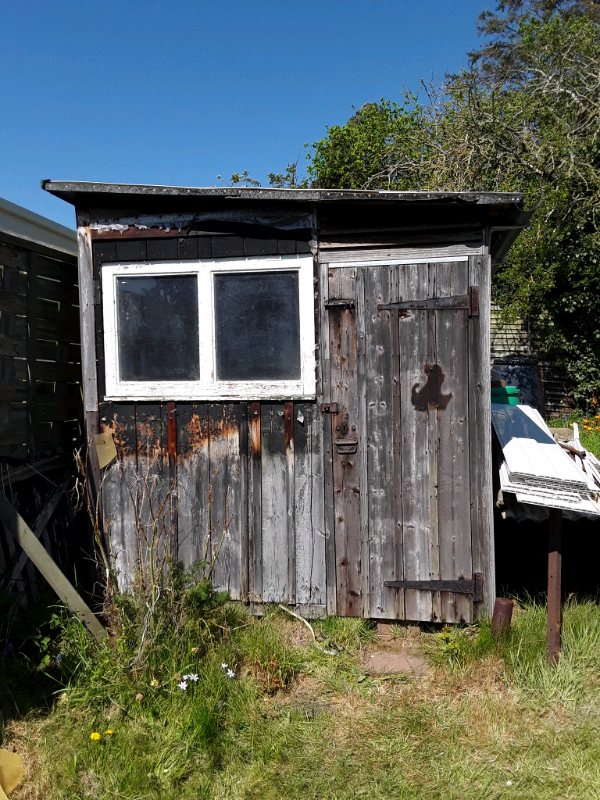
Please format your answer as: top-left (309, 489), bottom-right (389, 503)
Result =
top-left (4, 475), bottom-right (71, 591)
top-left (75, 209), bottom-right (98, 414)
top-left (26, 250), bottom-right (39, 460)
top-left (547, 508), bottom-right (562, 664)
top-left (0, 455), bottom-right (71, 485)
top-left (0, 491), bottom-right (106, 642)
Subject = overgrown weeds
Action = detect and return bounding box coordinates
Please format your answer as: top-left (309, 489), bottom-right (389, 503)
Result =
top-left (4, 595), bottom-right (600, 798)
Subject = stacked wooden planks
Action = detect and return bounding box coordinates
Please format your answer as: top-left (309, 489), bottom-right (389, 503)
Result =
top-left (493, 404), bottom-right (600, 516)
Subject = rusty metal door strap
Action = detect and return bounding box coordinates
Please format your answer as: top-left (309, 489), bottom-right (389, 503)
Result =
top-left (378, 286), bottom-right (479, 316)
top-left (384, 573), bottom-right (483, 602)
top-left (320, 402), bottom-right (339, 413)
top-left (325, 298), bottom-right (355, 310)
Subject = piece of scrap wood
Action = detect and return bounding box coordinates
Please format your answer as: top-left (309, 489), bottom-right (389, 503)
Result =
top-left (0, 492), bottom-right (106, 643)
top-left (0, 750), bottom-right (24, 798)
top-left (94, 431), bottom-right (117, 470)
top-left (4, 475), bottom-right (71, 591)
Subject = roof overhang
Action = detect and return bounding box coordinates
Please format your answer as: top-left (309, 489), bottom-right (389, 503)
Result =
top-left (42, 180), bottom-right (532, 263)
top-left (0, 195), bottom-right (77, 256)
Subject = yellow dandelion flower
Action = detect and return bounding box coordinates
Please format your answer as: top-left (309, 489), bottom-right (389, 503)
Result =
top-left (150, 678), bottom-right (159, 690)
top-left (104, 730), bottom-right (113, 736)
top-left (90, 732), bottom-right (101, 741)
top-left (569, 423), bottom-right (573, 427)
top-left (584, 418), bottom-right (589, 423)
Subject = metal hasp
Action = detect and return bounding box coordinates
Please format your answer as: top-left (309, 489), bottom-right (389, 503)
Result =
top-left (335, 438), bottom-right (358, 454)
top-left (320, 402), bottom-right (339, 414)
top-left (325, 298), bottom-right (355, 310)
top-left (378, 287), bottom-right (479, 316)
top-left (384, 573), bottom-right (484, 603)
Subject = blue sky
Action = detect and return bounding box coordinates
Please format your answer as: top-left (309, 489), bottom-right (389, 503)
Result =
top-left (1, 0), bottom-right (492, 229)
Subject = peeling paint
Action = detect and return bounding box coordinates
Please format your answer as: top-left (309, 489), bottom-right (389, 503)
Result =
top-left (90, 209), bottom-right (317, 235)
top-left (185, 413), bottom-right (209, 453)
top-left (101, 413), bottom-right (131, 457)
top-left (137, 420), bottom-right (164, 463)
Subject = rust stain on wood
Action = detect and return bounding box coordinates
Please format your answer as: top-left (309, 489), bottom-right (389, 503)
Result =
top-left (137, 419), bottom-right (163, 462)
top-left (184, 412), bottom-right (209, 454)
top-left (178, 406), bottom-right (241, 461)
top-left (250, 402), bottom-right (261, 460)
top-left (208, 406), bottom-right (241, 440)
top-left (101, 413), bottom-right (131, 458)
top-left (167, 402), bottom-right (177, 464)
top-left (284, 401), bottom-right (294, 453)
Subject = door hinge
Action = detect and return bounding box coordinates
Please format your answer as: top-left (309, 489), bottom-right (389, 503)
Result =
top-left (469, 286), bottom-right (479, 316)
top-left (384, 573), bottom-right (483, 603)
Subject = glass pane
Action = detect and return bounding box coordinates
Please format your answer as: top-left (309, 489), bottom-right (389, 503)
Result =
top-left (214, 271), bottom-right (301, 381)
top-left (116, 275), bottom-right (199, 381)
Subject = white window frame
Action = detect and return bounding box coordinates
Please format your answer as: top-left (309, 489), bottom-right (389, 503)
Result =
top-left (102, 254), bottom-right (316, 401)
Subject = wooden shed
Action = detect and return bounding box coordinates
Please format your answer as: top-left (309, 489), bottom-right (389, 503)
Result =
top-left (42, 182), bottom-right (528, 623)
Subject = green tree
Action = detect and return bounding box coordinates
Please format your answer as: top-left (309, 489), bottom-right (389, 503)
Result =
top-left (306, 98), bottom-right (426, 190)
top-left (459, 1), bottom-right (600, 403)
top-left (275, 1), bottom-right (600, 402)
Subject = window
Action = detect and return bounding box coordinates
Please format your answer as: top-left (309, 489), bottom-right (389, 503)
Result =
top-left (102, 254), bottom-right (315, 400)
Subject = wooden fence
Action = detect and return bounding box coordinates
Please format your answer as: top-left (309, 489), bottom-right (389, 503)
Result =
top-left (0, 229), bottom-right (86, 603)
top-left (490, 306), bottom-right (574, 416)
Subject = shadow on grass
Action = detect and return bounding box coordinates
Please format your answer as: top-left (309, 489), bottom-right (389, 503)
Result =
top-left (0, 590), bottom-right (67, 737)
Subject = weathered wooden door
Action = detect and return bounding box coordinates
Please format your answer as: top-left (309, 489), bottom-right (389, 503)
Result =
top-left (326, 257), bottom-right (478, 623)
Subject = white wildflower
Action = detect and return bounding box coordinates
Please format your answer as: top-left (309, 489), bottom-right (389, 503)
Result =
top-left (506, 781), bottom-right (513, 787)
top-left (178, 680), bottom-right (188, 691)
top-left (221, 663), bottom-right (228, 670)
top-left (227, 669), bottom-right (235, 679)
top-left (183, 673), bottom-right (199, 682)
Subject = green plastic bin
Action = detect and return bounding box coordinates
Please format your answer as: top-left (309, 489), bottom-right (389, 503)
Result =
top-left (491, 386), bottom-right (520, 405)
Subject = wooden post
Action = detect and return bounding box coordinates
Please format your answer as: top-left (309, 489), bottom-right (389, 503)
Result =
top-left (547, 508), bottom-right (562, 664)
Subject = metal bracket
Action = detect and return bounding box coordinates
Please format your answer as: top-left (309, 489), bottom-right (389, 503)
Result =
top-left (325, 298), bottom-right (355, 310)
top-left (469, 286), bottom-right (479, 316)
top-left (384, 573), bottom-right (483, 603)
top-left (320, 403), bottom-right (339, 414)
top-left (335, 438), bottom-right (358, 454)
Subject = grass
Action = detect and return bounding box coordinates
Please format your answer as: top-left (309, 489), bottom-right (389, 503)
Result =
top-left (547, 408), bottom-right (600, 458)
top-left (3, 593), bottom-right (600, 799)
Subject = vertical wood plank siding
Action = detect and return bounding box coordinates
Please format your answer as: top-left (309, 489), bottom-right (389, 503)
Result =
top-left (100, 400), bottom-right (325, 610)
top-left (329, 268), bottom-right (362, 616)
top-left (95, 234), bottom-right (325, 612)
top-left (469, 254), bottom-right (495, 615)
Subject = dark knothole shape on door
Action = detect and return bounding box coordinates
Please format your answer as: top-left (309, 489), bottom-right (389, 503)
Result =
top-left (411, 363), bottom-right (452, 412)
